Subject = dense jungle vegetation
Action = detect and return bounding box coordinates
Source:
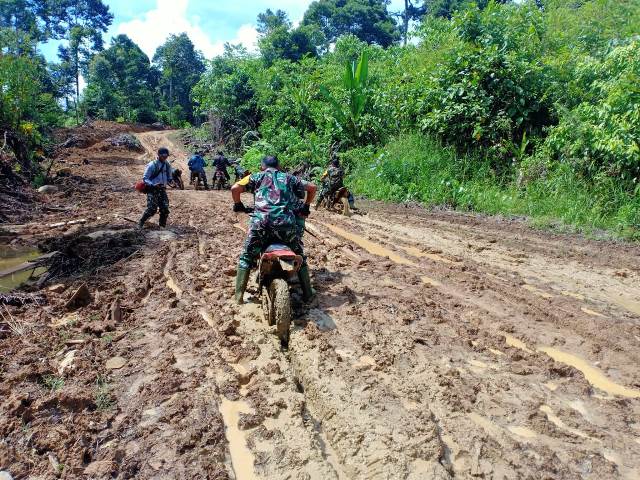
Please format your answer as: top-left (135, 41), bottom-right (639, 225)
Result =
top-left (1, 0), bottom-right (639, 238)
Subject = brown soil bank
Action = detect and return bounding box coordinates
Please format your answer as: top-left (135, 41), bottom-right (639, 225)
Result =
top-left (1, 125), bottom-right (639, 479)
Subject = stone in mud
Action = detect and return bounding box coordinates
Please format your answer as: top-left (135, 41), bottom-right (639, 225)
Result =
top-left (37, 185), bottom-right (59, 194)
top-left (83, 460), bottom-right (114, 477)
top-left (57, 386), bottom-right (95, 411)
top-left (57, 349), bottom-right (76, 374)
top-left (82, 320), bottom-right (115, 336)
top-left (238, 412), bottom-right (263, 430)
top-left (111, 299), bottom-right (122, 323)
top-left (262, 362), bottom-right (281, 375)
top-left (48, 284), bottom-right (66, 294)
top-left (65, 283), bottom-right (92, 311)
top-left (106, 356), bottom-right (127, 370)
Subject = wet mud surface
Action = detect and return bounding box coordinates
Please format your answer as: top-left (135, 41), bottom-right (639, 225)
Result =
top-left (1, 127), bottom-right (639, 479)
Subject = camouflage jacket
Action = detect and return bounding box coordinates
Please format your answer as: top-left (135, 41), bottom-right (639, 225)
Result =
top-left (326, 165), bottom-right (344, 188)
top-left (243, 168), bottom-right (307, 228)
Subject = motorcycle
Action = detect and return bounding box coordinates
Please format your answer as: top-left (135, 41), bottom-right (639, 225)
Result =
top-left (236, 207), bottom-right (302, 346)
top-left (315, 184), bottom-right (351, 216)
top-left (213, 169), bottom-right (229, 190)
top-left (190, 170), bottom-right (206, 190)
top-left (258, 243), bottom-right (302, 345)
top-left (170, 169), bottom-right (185, 190)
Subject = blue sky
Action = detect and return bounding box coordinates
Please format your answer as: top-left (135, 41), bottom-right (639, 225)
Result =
top-left (41, 0), bottom-right (406, 61)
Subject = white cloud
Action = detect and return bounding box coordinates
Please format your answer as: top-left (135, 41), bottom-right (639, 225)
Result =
top-left (117, 0), bottom-right (258, 60)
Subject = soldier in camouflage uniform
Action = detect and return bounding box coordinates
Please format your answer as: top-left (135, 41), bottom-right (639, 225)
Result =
top-left (231, 155), bottom-right (317, 304)
top-left (317, 156), bottom-right (344, 206)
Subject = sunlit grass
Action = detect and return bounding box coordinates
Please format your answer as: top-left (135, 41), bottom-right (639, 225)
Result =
top-left (349, 134), bottom-right (639, 240)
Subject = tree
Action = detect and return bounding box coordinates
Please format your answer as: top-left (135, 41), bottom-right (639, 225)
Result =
top-left (397, 1), bottom-right (427, 45)
top-left (83, 35), bottom-right (158, 122)
top-left (424, 0), bottom-right (511, 19)
top-left (257, 9), bottom-right (318, 66)
top-left (153, 33), bottom-right (205, 124)
top-left (0, 0), bottom-right (56, 53)
top-left (0, 49), bottom-right (62, 173)
top-left (53, 0), bottom-right (113, 125)
top-left (302, 0), bottom-right (400, 50)
top-left (257, 8), bottom-right (290, 35)
top-left (192, 45), bottom-right (261, 146)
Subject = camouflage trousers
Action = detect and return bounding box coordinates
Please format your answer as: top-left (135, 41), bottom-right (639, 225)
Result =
top-left (295, 216), bottom-right (305, 239)
top-left (238, 224), bottom-right (306, 270)
top-left (140, 187), bottom-right (170, 227)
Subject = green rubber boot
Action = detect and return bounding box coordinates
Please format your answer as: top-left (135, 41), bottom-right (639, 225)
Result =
top-left (234, 267), bottom-right (250, 304)
top-left (298, 265), bottom-right (316, 303)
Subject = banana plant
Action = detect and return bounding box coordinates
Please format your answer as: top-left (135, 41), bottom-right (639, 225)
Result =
top-left (320, 50), bottom-right (369, 143)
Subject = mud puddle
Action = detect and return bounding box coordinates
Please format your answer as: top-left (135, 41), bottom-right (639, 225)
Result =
top-left (502, 333), bottom-right (640, 398)
top-left (219, 398), bottom-right (258, 480)
top-left (316, 221), bottom-right (416, 266)
top-left (0, 245), bottom-right (45, 292)
top-left (538, 346), bottom-right (640, 398)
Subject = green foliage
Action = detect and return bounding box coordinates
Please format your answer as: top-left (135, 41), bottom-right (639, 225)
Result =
top-left (415, 2), bottom-right (553, 166)
top-left (425, 0), bottom-right (512, 19)
top-left (302, 0), bottom-right (400, 50)
top-left (351, 133), bottom-right (639, 238)
top-left (153, 33), bottom-right (205, 124)
top-left (95, 374), bottom-right (114, 411)
top-left (0, 49), bottom-right (63, 172)
top-left (242, 146), bottom-right (268, 172)
top-left (192, 47), bottom-right (261, 145)
top-left (42, 374), bottom-right (64, 392)
top-left (320, 50), bottom-right (370, 144)
top-left (259, 24), bottom-right (319, 66)
top-left (540, 41), bottom-right (640, 185)
top-left (83, 34), bottom-right (158, 123)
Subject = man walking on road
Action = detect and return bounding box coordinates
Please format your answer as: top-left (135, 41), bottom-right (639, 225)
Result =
top-left (139, 147), bottom-right (172, 228)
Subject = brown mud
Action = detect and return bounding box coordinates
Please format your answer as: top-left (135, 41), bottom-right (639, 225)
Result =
top-left (1, 126), bottom-right (639, 479)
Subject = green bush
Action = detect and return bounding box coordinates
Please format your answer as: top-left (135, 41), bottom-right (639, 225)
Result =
top-left (542, 41), bottom-right (640, 186)
top-left (351, 133), bottom-right (639, 238)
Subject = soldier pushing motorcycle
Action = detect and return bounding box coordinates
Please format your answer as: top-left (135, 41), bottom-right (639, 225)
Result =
top-left (231, 155), bottom-right (316, 305)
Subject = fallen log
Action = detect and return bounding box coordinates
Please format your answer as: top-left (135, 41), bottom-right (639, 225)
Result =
top-left (48, 218), bottom-right (87, 228)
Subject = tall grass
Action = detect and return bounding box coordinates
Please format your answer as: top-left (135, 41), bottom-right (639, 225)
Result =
top-left (348, 134), bottom-right (639, 240)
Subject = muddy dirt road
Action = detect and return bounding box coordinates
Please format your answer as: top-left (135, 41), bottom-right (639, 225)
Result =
top-left (1, 126), bottom-right (640, 479)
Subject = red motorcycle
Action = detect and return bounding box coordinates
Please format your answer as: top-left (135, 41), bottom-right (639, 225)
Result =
top-left (257, 243), bottom-right (303, 345)
top-left (213, 169), bottom-right (228, 190)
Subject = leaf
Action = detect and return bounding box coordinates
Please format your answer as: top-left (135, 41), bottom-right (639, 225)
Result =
top-left (319, 85), bottom-right (347, 125)
top-left (355, 50), bottom-right (369, 88)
